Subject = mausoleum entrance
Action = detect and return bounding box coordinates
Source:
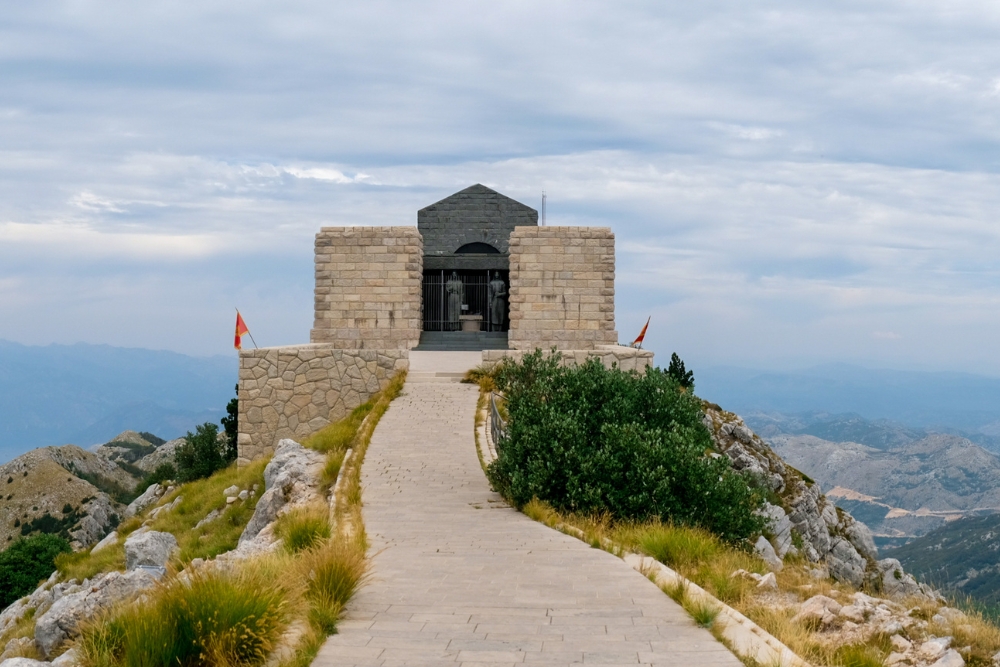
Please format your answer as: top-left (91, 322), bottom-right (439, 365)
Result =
top-left (421, 269), bottom-right (510, 333)
top-left (413, 183), bottom-right (538, 351)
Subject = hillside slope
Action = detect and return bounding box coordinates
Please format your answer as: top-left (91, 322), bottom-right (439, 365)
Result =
top-left (0, 431), bottom-right (186, 550)
top-left (0, 446), bottom-right (135, 549)
top-left (768, 431), bottom-right (1000, 547)
top-left (892, 513), bottom-right (1000, 605)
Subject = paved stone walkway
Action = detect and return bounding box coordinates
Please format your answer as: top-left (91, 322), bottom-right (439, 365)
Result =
top-left (314, 375), bottom-right (742, 667)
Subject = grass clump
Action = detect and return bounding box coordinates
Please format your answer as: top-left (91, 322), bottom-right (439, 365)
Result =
top-left (296, 539), bottom-right (369, 633)
top-left (56, 542), bottom-right (126, 583)
top-left (148, 459), bottom-right (266, 563)
top-left (302, 400), bottom-right (375, 454)
top-left (276, 504), bottom-right (331, 554)
top-left (79, 566), bottom-right (290, 667)
top-left (831, 639), bottom-right (889, 667)
top-left (462, 363), bottom-right (497, 392)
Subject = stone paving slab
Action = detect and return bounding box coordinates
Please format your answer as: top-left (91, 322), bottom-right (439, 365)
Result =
top-left (314, 378), bottom-right (742, 667)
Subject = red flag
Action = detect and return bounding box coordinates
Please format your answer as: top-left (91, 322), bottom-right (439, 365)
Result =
top-left (235, 311), bottom-right (250, 350)
top-left (631, 317), bottom-right (650, 348)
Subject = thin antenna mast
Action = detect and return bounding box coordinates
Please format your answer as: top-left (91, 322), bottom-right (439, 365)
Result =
top-left (541, 191), bottom-right (546, 225)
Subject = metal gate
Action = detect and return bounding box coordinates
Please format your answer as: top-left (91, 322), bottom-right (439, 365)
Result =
top-left (422, 270), bottom-right (509, 332)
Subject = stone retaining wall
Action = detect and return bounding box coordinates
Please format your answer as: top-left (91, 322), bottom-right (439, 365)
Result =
top-left (310, 226), bottom-right (422, 349)
top-left (482, 346), bottom-right (653, 372)
top-left (237, 345), bottom-right (407, 465)
top-left (507, 226), bottom-right (618, 350)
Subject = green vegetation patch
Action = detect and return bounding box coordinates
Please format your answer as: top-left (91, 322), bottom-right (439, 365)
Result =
top-left (149, 459), bottom-right (267, 563)
top-left (487, 351), bottom-right (767, 543)
top-left (80, 566), bottom-right (289, 667)
top-left (0, 534), bottom-right (71, 608)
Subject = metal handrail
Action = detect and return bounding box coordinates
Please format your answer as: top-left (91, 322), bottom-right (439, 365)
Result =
top-left (490, 392), bottom-right (507, 448)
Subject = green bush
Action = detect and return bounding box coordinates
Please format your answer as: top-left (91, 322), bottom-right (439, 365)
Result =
top-left (175, 423), bottom-right (230, 483)
top-left (220, 384), bottom-right (239, 462)
top-left (144, 463), bottom-right (176, 488)
top-left (486, 351), bottom-right (767, 543)
top-left (0, 534), bottom-right (71, 607)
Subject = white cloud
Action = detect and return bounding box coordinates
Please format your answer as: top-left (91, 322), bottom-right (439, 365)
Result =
top-left (1, 1), bottom-right (1000, 371)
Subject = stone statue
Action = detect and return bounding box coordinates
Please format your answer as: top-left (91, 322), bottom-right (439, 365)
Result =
top-left (445, 271), bottom-right (464, 330)
top-left (488, 275), bottom-right (507, 331)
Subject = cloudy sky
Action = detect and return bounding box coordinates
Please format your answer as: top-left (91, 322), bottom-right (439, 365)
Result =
top-left (3, 1), bottom-right (1000, 374)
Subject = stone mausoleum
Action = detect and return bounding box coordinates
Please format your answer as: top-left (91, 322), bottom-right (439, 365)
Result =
top-left (237, 184), bottom-right (653, 464)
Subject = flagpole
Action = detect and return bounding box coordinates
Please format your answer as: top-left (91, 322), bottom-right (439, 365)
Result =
top-left (236, 308), bottom-right (259, 349)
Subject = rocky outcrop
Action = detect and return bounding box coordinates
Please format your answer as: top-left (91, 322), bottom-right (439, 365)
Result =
top-left (33, 569), bottom-right (161, 659)
top-left (124, 483), bottom-right (167, 518)
top-left (234, 439), bottom-right (324, 557)
top-left (124, 531), bottom-right (178, 570)
top-left (134, 438), bottom-right (184, 473)
top-left (704, 406), bottom-right (921, 594)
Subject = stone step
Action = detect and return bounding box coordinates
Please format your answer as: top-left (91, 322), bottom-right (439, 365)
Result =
top-left (407, 371), bottom-right (467, 384)
top-left (413, 331), bottom-right (510, 351)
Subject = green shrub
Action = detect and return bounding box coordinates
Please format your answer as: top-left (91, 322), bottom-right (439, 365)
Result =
top-left (220, 384), bottom-right (238, 462)
top-left (0, 534), bottom-right (71, 608)
top-left (143, 463), bottom-right (176, 488)
top-left (138, 432), bottom-right (166, 447)
top-left (79, 567), bottom-right (288, 667)
top-left (487, 351), bottom-right (767, 543)
top-left (666, 352), bottom-right (694, 389)
top-left (175, 423), bottom-right (230, 482)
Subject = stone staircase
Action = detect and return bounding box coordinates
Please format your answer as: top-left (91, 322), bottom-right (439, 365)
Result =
top-left (406, 370), bottom-right (467, 383)
top-left (413, 331), bottom-right (509, 351)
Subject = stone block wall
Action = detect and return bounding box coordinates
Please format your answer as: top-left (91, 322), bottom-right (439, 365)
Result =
top-left (507, 226), bottom-right (618, 350)
top-left (237, 345), bottom-right (407, 465)
top-left (482, 346), bottom-right (653, 372)
top-left (310, 226), bottom-right (422, 349)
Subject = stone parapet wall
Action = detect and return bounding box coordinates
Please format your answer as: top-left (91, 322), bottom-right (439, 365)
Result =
top-left (482, 346), bottom-right (653, 372)
top-left (237, 345), bottom-right (407, 465)
top-left (507, 226), bottom-right (618, 350)
top-left (311, 226), bottom-right (422, 349)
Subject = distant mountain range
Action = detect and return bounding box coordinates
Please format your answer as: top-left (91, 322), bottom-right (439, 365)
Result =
top-left (0, 340), bottom-right (235, 464)
top-left (698, 364), bottom-right (1000, 438)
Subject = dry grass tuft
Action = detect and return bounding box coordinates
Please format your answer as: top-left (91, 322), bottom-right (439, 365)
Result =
top-left (275, 503), bottom-right (332, 554)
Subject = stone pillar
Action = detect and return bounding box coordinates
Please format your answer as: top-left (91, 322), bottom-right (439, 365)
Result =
top-left (310, 226), bottom-right (422, 349)
top-left (507, 227), bottom-right (618, 350)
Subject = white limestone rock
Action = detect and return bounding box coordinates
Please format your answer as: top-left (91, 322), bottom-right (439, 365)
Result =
top-left (0, 638), bottom-right (35, 661)
top-left (930, 649), bottom-right (965, 667)
top-left (826, 536), bottom-right (867, 588)
top-left (33, 569), bottom-right (160, 658)
top-left (791, 594), bottom-right (842, 629)
top-left (124, 483), bottom-right (163, 518)
top-left (90, 531), bottom-right (118, 554)
top-left (50, 649), bottom-right (79, 667)
top-left (0, 658), bottom-right (50, 667)
top-left (754, 535), bottom-right (783, 571)
top-left (756, 572), bottom-right (778, 590)
top-left (124, 531), bottom-right (178, 570)
top-left (238, 439), bottom-right (324, 547)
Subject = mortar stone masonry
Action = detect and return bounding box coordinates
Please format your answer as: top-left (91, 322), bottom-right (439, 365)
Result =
top-left (310, 226), bottom-right (423, 349)
top-left (507, 226), bottom-right (618, 350)
top-left (237, 345), bottom-right (407, 465)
